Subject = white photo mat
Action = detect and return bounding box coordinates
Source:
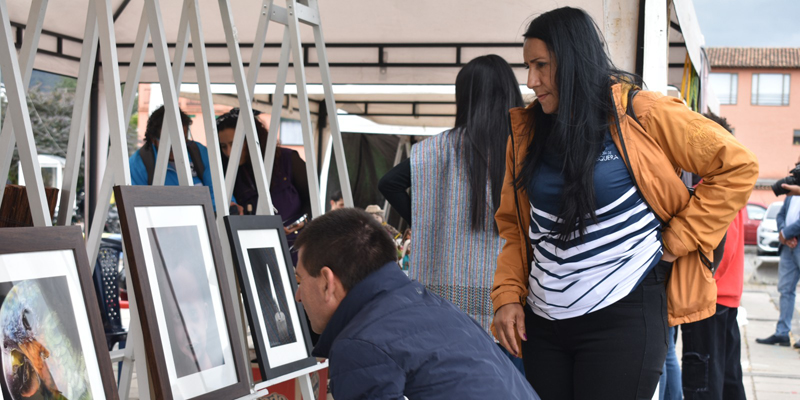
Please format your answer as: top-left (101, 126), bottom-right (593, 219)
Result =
top-left (0, 250), bottom-right (106, 400)
top-left (134, 205), bottom-right (237, 400)
top-left (238, 229), bottom-right (308, 367)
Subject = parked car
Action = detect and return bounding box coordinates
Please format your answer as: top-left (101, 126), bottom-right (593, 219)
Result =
top-left (744, 203), bottom-right (766, 245)
top-left (757, 201), bottom-right (783, 255)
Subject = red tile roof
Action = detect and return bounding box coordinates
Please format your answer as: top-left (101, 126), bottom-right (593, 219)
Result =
top-left (706, 48), bottom-right (800, 69)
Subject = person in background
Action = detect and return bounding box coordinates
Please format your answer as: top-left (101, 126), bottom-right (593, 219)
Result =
top-left (130, 105), bottom-right (227, 211)
top-left (378, 55), bottom-right (525, 374)
top-left (216, 108), bottom-right (311, 256)
top-left (329, 190), bottom-right (344, 211)
top-left (677, 114), bottom-right (746, 400)
top-left (365, 204), bottom-right (402, 242)
top-left (491, 7), bottom-right (757, 399)
top-left (757, 162), bottom-right (800, 349)
top-left (293, 208), bottom-right (539, 400)
top-left (659, 325), bottom-right (682, 400)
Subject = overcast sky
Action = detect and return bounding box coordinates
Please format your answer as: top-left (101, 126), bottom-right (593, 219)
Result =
top-left (694, 0), bottom-right (800, 47)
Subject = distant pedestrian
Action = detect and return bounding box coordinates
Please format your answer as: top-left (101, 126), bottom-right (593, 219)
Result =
top-left (757, 187), bottom-right (800, 348)
top-left (293, 208), bottom-right (539, 400)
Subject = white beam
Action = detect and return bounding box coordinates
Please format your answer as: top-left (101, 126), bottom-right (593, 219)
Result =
top-left (144, 0), bottom-right (193, 186)
top-left (188, 0), bottom-right (231, 219)
top-left (0, 0), bottom-right (49, 221)
top-left (287, 0), bottom-right (322, 217)
top-left (86, 0), bottom-right (132, 263)
top-left (0, 0), bottom-right (51, 226)
top-left (309, 0), bottom-right (353, 208)
top-left (264, 28), bottom-right (292, 183)
top-left (642, 0), bottom-right (668, 94)
top-left (218, 0), bottom-right (273, 216)
top-left (58, 2), bottom-right (99, 226)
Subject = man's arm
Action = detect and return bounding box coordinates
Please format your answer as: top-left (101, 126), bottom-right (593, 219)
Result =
top-left (329, 339), bottom-right (405, 400)
top-left (777, 198), bottom-right (790, 234)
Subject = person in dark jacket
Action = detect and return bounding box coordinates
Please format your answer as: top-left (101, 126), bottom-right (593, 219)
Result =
top-left (292, 208), bottom-right (538, 400)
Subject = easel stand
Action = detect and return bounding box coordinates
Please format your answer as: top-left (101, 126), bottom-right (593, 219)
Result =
top-left (108, 0), bottom-right (342, 398)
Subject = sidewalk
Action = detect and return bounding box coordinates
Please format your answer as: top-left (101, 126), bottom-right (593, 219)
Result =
top-left (738, 288), bottom-right (800, 399)
top-left (736, 249), bottom-right (800, 399)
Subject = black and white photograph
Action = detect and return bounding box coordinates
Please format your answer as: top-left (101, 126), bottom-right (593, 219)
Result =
top-left (148, 226), bottom-right (226, 379)
top-left (115, 185), bottom-right (249, 400)
top-left (225, 215), bottom-right (315, 381)
top-left (246, 247), bottom-right (297, 347)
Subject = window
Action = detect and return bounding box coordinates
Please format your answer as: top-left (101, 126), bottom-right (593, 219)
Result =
top-left (795, 130), bottom-right (800, 145)
top-left (747, 204), bottom-right (766, 221)
top-left (752, 73), bottom-right (790, 106)
top-left (279, 118), bottom-right (304, 145)
top-left (709, 73), bottom-right (738, 104)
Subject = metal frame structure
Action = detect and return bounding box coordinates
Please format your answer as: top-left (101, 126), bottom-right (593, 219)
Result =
top-left (0, 0), bottom-right (347, 398)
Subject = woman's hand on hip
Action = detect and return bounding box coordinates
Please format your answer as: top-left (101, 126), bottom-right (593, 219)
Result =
top-left (494, 303), bottom-right (527, 358)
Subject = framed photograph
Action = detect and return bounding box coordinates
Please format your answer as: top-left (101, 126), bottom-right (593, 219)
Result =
top-left (114, 186), bottom-right (249, 400)
top-left (224, 215), bottom-right (315, 381)
top-left (0, 226), bottom-right (119, 400)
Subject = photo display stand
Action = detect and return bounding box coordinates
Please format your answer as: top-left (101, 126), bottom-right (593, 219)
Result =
top-left (3, 0), bottom-right (343, 398)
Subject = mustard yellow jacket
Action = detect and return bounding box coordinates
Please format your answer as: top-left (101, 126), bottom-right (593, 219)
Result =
top-left (491, 83), bottom-right (758, 333)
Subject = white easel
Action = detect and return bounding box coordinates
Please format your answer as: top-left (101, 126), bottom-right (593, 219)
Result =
top-left (2, 0), bottom-right (347, 397)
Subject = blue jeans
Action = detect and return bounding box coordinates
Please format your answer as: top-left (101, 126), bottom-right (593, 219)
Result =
top-left (659, 326), bottom-right (682, 400)
top-left (777, 245), bottom-right (800, 336)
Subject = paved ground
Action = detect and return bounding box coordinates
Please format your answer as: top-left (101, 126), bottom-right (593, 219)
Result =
top-left (733, 247), bottom-right (800, 399)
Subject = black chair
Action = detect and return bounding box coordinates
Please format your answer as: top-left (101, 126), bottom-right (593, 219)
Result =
top-left (93, 237), bottom-right (127, 352)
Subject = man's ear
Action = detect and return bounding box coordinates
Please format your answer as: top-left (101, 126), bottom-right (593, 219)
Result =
top-left (319, 267), bottom-right (342, 301)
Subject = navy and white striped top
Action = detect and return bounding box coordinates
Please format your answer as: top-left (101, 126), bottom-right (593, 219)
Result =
top-left (526, 132), bottom-right (663, 320)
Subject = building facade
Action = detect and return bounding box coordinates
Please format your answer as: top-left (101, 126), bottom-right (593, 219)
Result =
top-left (707, 48), bottom-right (800, 207)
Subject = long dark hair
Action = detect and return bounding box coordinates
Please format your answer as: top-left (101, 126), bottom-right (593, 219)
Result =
top-left (452, 55), bottom-right (524, 232)
top-left (515, 7), bottom-right (640, 242)
top-left (143, 105), bottom-right (192, 148)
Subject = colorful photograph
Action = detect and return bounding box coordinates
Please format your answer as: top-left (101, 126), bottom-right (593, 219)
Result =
top-left (148, 225), bottom-right (225, 379)
top-left (247, 248), bottom-right (297, 347)
top-left (0, 277), bottom-right (93, 400)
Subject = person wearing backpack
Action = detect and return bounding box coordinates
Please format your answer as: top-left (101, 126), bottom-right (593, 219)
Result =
top-left (491, 7), bottom-right (758, 399)
top-left (129, 105), bottom-right (230, 212)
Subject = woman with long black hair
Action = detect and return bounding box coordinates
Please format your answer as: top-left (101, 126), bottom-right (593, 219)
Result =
top-left (491, 7), bottom-right (757, 399)
top-left (379, 55), bottom-right (523, 353)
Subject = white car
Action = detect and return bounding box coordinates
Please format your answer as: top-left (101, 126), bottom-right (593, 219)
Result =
top-left (757, 201), bottom-right (784, 255)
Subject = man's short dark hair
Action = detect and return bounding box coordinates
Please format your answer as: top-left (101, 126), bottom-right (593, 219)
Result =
top-left (330, 190), bottom-right (342, 202)
top-left (703, 113), bottom-right (733, 134)
top-left (144, 105), bottom-right (193, 145)
top-left (294, 208), bottom-right (397, 291)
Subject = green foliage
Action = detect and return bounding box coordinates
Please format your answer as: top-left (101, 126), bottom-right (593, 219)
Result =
top-left (3, 84), bottom-right (141, 188)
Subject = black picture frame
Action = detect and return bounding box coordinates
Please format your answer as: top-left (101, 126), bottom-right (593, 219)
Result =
top-left (224, 215), bottom-right (316, 381)
top-left (114, 185), bottom-right (250, 400)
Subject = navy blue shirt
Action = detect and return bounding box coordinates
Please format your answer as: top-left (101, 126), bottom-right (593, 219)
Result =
top-left (314, 263), bottom-right (539, 400)
top-left (526, 132), bottom-right (663, 320)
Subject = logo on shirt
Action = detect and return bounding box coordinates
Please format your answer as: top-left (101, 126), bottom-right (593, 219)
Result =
top-left (597, 150), bottom-right (620, 162)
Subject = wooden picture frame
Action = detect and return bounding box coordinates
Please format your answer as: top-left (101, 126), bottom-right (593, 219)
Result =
top-left (114, 186), bottom-right (249, 400)
top-left (224, 215), bottom-right (315, 381)
top-left (0, 226), bottom-right (119, 399)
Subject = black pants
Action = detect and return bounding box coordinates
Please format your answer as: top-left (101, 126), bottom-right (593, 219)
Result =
top-left (521, 262), bottom-right (670, 400)
top-left (680, 304), bottom-right (746, 400)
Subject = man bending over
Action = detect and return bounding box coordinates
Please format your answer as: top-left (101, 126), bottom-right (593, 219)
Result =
top-left (293, 208), bottom-right (538, 400)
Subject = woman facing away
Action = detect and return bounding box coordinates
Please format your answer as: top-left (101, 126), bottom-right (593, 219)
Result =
top-left (491, 7), bottom-right (758, 399)
top-left (379, 55), bottom-right (524, 342)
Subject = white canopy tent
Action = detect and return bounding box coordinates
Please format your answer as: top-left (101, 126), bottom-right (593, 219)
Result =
top-left (1, 1), bottom-right (715, 398)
